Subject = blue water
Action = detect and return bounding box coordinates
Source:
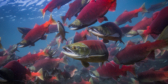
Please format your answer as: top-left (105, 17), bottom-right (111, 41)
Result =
top-left (0, 0), bottom-right (166, 56)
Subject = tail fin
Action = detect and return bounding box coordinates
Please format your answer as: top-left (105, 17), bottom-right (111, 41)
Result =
top-left (137, 30), bottom-right (148, 43)
top-left (89, 77), bottom-right (94, 84)
top-left (60, 16), bottom-right (66, 24)
top-left (140, 3), bottom-right (148, 13)
top-left (49, 14), bottom-right (57, 25)
top-left (40, 9), bottom-right (45, 19)
top-left (131, 78), bottom-right (139, 84)
top-left (0, 37), bottom-right (3, 49)
top-left (139, 3), bottom-right (148, 15)
top-left (37, 68), bottom-right (44, 81)
top-left (157, 26), bottom-right (168, 41)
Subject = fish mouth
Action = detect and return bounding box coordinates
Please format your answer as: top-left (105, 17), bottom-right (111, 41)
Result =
top-left (17, 43), bottom-right (26, 48)
top-left (68, 24), bottom-right (80, 30)
top-left (62, 46), bottom-right (80, 58)
top-left (68, 19), bottom-right (83, 30)
top-left (17, 27), bottom-right (25, 34)
top-left (88, 27), bottom-right (105, 37)
top-left (126, 30), bottom-right (138, 37)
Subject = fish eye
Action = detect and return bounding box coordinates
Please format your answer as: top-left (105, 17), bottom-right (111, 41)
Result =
top-left (72, 46), bottom-right (76, 50)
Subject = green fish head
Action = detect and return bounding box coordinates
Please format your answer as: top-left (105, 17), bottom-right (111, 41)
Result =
top-left (62, 42), bottom-right (90, 59)
top-left (69, 19), bottom-right (83, 30)
top-left (88, 26), bottom-right (111, 37)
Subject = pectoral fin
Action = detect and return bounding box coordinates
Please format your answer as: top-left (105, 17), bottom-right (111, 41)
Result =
top-left (81, 61), bottom-right (90, 67)
top-left (97, 16), bottom-right (108, 23)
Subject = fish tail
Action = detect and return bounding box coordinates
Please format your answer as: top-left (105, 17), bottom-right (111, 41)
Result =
top-left (37, 49), bottom-right (49, 56)
top-left (40, 9), bottom-right (45, 19)
top-left (60, 16), bottom-right (66, 24)
top-left (63, 22), bottom-right (68, 27)
top-left (157, 26), bottom-right (168, 41)
top-left (89, 77), bottom-right (94, 84)
top-left (37, 68), bottom-right (44, 81)
top-left (137, 29), bottom-right (149, 43)
top-left (119, 39), bottom-right (124, 44)
top-left (0, 37), bottom-right (3, 49)
top-left (140, 3), bottom-right (148, 14)
top-left (127, 65), bottom-right (136, 76)
top-left (131, 78), bottom-right (139, 84)
top-left (49, 14), bottom-right (57, 25)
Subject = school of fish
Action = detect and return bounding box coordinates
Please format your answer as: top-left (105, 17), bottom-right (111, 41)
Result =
top-left (0, 0), bottom-right (168, 84)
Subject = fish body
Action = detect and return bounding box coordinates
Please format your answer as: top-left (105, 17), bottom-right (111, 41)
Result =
top-left (48, 37), bottom-right (60, 47)
top-left (120, 25), bottom-right (133, 35)
top-left (62, 40), bottom-right (108, 67)
top-left (18, 15), bottom-right (56, 47)
top-left (61, 0), bottom-right (89, 23)
top-left (137, 69), bottom-right (168, 83)
top-left (92, 61), bottom-right (135, 80)
top-left (138, 6), bottom-right (168, 41)
top-left (18, 51), bottom-right (47, 66)
top-left (0, 45), bottom-right (18, 56)
top-left (69, 0), bottom-right (116, 30)
top-left (88, 22), bottom-right (124, 43)
top-left (73, 29), bottom-right (90, 43)
top-left (18, 24), bottom-right (58, 35)
top-left (55, 21), bottom-right (68, 43)
top-left (127, 17), bottom-right (153, 37)
top-left (115, 3), bottom-right (147, 25)
top-left (148, 1), bottom-right (168, 13)
top-left (47, 24), bottom-right (58, 33)
top-left (41, 0), bottom-right (71, 17)
top-left (127, 11), bottom-right (160, 37)
top-left (114, 40), bottom-right (168, 65)
top-left (0, 55), bottom-right (10, 66)
top-left (29, 58), bottom-right (65, 71)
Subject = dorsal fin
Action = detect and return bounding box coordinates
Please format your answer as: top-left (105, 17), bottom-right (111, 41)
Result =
top-left (142, 17), bottom-right (148, 21)
top-left (125, 24), bottom-right (130, 27)
top-left (146, 41), bottom-right (151, 43)
top-left (39, 49), bottom-right (43, 52)
top-left (124, 10), bottom-right (128, 12)
top-left (34, 24), bottom-right (39, 28)
top-left (28, 52), bottom-right (31, 55)
top-left (75, 32), bottom-right (79, 35)
top-left (149, 67), bottom-right (155, 71)
top-left (126, 41), bottom-right (135, 47)
top-left (69, 3), bottom-right (72, 7)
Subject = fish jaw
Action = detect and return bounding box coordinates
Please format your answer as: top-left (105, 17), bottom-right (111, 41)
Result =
top-left (18, 39), bottom-right (28, 48)
top-left (69, 19), bottom-right (83, 30)
top-left (62, 47), bottom-right (80, 59)
top-left (88, 27), bottom-right (105, 37)
top-left (126, 30), bottom-right (138, 37)
top-left (62, 42), bottom-right (90, 59)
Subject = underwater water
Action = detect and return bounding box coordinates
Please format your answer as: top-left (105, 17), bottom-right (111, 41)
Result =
top-left (0, 0), bottom-right (168, 84)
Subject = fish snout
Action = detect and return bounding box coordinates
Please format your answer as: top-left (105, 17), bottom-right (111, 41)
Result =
top-left (113, 57), bottom-right (120, 64)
